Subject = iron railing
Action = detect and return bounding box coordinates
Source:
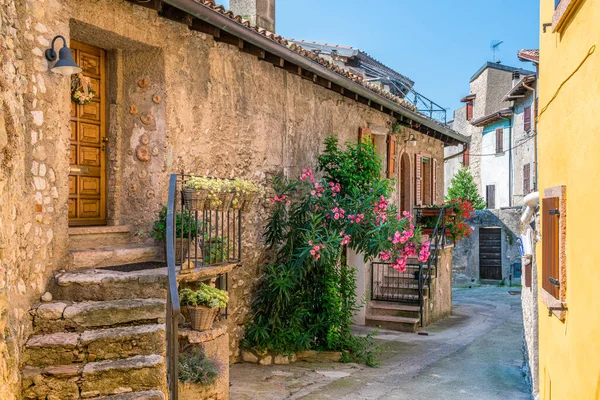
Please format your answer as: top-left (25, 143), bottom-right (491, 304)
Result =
top-left (165, 173), bottom-right (244, 399)
top-left (370, 207), bottom-right (447, 327)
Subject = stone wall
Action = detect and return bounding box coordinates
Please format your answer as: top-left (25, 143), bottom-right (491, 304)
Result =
top-left (452, 208), bottom-right (521, 286)
top-left (425, 245), bottom-right (453, 324)
top-left (0, 0), bottom-right (449, 395)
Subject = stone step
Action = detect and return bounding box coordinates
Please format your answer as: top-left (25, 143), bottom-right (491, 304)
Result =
top-left (22, 354), bottom-right (166, 399)
top-left (68, 225), bottom-right (132, 251)
top-left (371, 293), bottom-right (424, 303)
top-left (366, 315), bottom-right (421, 333)
top-left (25, 324), bottom-right (165, 367)
top-left (69, 244), bottom-right (163, 270)
top-left (368, 301), bottom-right (421, 318)
top-left (32, 299), bottom-right (166, 334)
top-left (97, 391), bottom-right (165, 400)
top-left (55, 266), bottom-right (167, 301)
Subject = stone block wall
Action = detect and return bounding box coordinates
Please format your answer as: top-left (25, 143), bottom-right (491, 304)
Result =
top-left (452, 208), bottom-right (521, 286)
top-left (424, 245), bottom-right (453, 325)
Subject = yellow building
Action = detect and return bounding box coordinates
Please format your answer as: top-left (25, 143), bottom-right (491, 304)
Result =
top-left (537, 0), bottom-right (600, 399)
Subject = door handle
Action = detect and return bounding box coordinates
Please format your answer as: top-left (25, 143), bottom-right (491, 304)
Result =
top-left (101, 137), bottom-right (109, 143)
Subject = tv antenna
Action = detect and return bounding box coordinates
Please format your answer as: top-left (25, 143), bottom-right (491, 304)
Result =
top-left (490, 40), bottom-right (503, 63)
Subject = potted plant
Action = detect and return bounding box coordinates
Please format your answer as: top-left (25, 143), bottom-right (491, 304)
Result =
top-left (178, 346), bottom-right (224, 399)
top-left (151, 206), bottom-right (202, 263)
top-left (183, 175), bottom-right (211, 211)
top-left (230, 178), bottom-right (263, 211)
top-left (418, 199), bottom-right (474, 242)
top-left (180, 284), bottom-right (229, 331)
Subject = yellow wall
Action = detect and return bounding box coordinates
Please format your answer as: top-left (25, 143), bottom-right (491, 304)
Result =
top-left (538, 1), bottom-right (600, 399)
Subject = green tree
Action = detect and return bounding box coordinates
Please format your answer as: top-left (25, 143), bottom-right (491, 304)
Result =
top-left (445, 166), bottom-right (486, 210)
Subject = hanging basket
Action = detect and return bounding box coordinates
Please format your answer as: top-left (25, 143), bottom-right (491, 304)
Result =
top-left (182, 187), bottom-right (208, 211)
top-left (206, 192), bottom-right (234, 211)
top-left (187, 305), bottom-right (217, 331)
top-left (240, 192), bottom-right (257, 212)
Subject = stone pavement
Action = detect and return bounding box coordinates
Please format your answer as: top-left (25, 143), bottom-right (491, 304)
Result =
top-left (230, 286), bottom-right (529, 399)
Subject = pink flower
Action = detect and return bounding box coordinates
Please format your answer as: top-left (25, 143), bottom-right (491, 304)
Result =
top-left (270, 199), bottom-right (275, 204)
top-left (286, 200), bottom-right (291, 205)
top-left (313, 245), bottom-right (321, 251)
top-left (315, 253), bottom-right (320, 261)
top-left (311, 190), bottom-right (316, 196)
top-left (308, 240), bottom-right (313, 245)
top-left (310, 249), bottom-right (316, 256)
top-left (391, 256), bottom-right (407, 273)
top-left (334, 213), bottom-right (340, 220)
top-left (379, 251), bottom-right (391, 261)
top-left (392, 231), bottom-right (402, 244)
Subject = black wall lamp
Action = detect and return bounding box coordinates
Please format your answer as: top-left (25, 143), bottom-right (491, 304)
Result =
top-left (44, 35), bottom-right (82, 76)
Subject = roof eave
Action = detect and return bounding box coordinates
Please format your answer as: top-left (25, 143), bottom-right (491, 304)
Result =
top-left (470, 109), bottom-right (513, 127)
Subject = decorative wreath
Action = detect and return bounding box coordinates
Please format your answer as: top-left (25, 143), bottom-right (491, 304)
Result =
top-left (71, 73), bottom-right (95, 105)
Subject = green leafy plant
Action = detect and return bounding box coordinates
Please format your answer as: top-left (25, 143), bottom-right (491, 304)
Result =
top-left (243, 137), bottom-right (429, 366)
top-left (178, 346), bottom-right (223, 386)
top-left (151, 206), bottom-right (202, 240)
top-left (203, 235), bottom-right (230, 264)
top-left (445, 166), bottom-right (486, 210)
top-left (180, 284), bottom-right (229, 309)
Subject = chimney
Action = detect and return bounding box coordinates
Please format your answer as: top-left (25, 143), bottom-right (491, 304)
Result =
top-left (230, 0), bottom-right (276, 32)
top-left (512, 70), bottom-right (521, 87)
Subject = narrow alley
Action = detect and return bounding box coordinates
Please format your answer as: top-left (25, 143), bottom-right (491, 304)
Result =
top-left (231, 286), bottom-right (529, 400)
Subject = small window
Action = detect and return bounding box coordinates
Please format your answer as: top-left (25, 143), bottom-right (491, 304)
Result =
top-left (414, 154), bottom-right (436, 206)
top-left (486, 185), bottom-right (496, 209)
top-left (466, 100), bottom-right (474, 121)
top-left (387, 135), bottom-right (397, 178)
top-left (555, 0), bottom-right (561, 9)
top-left (523, 163), bottom-right (531, 195)
top-left (462, 145), bottom-right (470, 167)
top-left (359, 127), bottom-right (375, 150)
top-left (524, 106), bottom-right (531, 132)
top-left (496, 128), bottom-right (504, 154)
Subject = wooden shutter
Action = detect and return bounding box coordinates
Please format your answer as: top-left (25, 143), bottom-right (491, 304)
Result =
top-left (496, 128), bottom-right (504, 153)
top-left (523, 163), bottom-right (531, 195)
top-left (486, 185), bottom-right (496, 209)
top-left (462, 144), bottom-right (470, 166)
top-left (542, 197), bottom-right (560, 299)
top-left (432, 158), bottom-right (438, 205)
top-left (359, 127), bottom-right (375, 149)
top-left (466, 101), bottom-right (473, 121)
top-left (415, 154), bottom-right (423, 206)
top-left (524, 106), bottom-right (531, 132)
top-left (387, 135), bottom-right (397, 178)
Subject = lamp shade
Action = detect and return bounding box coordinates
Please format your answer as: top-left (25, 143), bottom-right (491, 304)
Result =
top-left (50, 46), bottom-right (82, 76)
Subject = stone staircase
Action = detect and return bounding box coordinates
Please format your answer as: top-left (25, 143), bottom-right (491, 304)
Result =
top-left (22, 231), bottom-right (169, 399)
top-left (366, 262), bottom-right (437, 332)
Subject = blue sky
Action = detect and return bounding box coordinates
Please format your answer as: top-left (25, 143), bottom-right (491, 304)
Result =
top-left (221, 0), bottom-right (540, 116)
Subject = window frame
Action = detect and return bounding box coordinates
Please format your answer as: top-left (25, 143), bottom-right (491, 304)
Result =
top-left (486, 184), bottom-right (496, 210)
top-left (466, 100), bottom-right (474, 121)
top-left (552, 0), bottom-right (583, 33)
top-left (524, 105), bottom-right (532, 132)
top-left (523, 163), bottom-right (531, 195)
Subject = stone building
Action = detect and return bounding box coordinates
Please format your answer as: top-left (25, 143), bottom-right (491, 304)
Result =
top-left (0, 0), bottom-right (467, 398)
top-left (445, 62), bottom-right (535, 208)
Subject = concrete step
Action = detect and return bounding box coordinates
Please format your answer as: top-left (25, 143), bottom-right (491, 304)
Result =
top-left (55, 266), bottom-right (167, 301)
top-left (368, 301), bottom-right (421, 318)
top-left (69, 244), bottom-right (164, 270)
top-left (68, 225), bottom-right (132, 251)
top-left (371, 293), bottom-right (424, 303)
top-left (25, 324), bottom-right (165, 367)
top-left (366, 315), bottom-right (421, 332)
top-left (22, 354), bottom-right (166, 399)
top-left (97, 391), bottom-right (165, 400)
top-left (32, 299), bottom-right (166, 334)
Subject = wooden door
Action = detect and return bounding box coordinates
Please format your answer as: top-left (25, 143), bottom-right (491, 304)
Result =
top-left (479, 227), bottom-right (502, 280)
top-left (69, 41), bottom-right (107, 226)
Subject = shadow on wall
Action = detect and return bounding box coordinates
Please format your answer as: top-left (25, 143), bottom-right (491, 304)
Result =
top-left (452, 208), bottom-right (521, 287)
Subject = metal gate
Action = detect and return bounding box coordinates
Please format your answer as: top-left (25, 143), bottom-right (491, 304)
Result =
top-left (479, 227), bottom-right (502, 280)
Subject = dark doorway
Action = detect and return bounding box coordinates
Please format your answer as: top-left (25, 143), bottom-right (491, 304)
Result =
top-left (400, 153), bottom-right (410, 212)
top-left (479, 227), bottom-right (502, 280)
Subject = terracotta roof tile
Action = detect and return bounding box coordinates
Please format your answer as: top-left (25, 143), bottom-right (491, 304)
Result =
top-left (194, 0), bottom-right (417, 112)
top-left (518, 49), bottom-right (539, 63)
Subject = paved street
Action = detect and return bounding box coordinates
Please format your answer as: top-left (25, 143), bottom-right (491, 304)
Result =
top-left (230, 286), bottom-right (529, 399)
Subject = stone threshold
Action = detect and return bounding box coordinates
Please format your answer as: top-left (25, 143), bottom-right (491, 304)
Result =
top-left (68, 225), bottom-right (131, 235)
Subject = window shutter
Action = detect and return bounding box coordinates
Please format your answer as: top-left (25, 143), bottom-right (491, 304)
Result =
top-left (496, 128), bottom-right (504, 153)
top-left (415, 154), bottom-right (423, 206)
top-left (432, 158), bottom-right (438, 205)
top-left (542, 197), bottom-right (560, 299)
top-left (486, 185), bottom-right (496, 209)
top-left (462, 144), bottom-right (470, 166)
top-left (359, 127), bottom-right (375, 149)
top-left (524, 106), bottom-right (531, 132)
top-left (523, 163), bottom-right (531, 194)
top-left (466, 101), bottom-right (473, 121)
top-left (387, 135), bottom-right (397, 178)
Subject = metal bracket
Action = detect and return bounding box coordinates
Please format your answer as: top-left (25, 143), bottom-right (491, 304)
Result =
top-left (548, 306), bottom-right (568, 316)
top-left (549, 209), bottom-right (560, 216)
top-left (543, 23), bottom-right (553, 33)
top-left (549, 277), bottom-right (560, 287)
